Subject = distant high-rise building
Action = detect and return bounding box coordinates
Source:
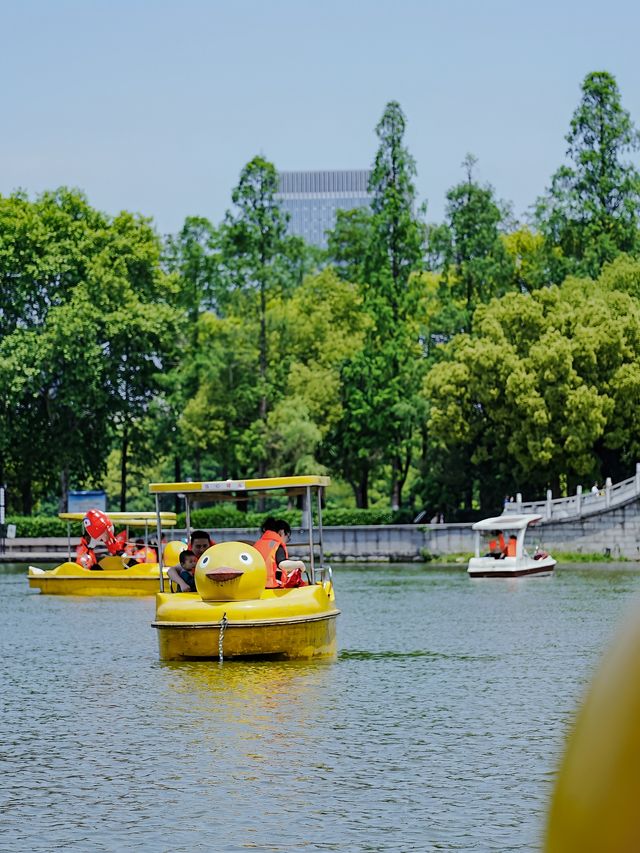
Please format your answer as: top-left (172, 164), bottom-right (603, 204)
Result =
top-left (276, 169), bottom-right (372, 249)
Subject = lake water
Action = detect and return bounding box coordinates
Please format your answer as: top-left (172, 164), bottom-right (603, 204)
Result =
top-left (2, 562), bottom-right (639, 852)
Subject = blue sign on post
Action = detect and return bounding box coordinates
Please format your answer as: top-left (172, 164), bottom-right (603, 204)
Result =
top-left (68, 490), bottom-right (107, 513)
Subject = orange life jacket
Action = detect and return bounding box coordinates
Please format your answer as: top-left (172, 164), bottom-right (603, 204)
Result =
top-left (507, 537), bottom-right (517, 557)
top-left (254, 530), bottom-right (289, 588)
top-left (489, 533), bottom-right (506, 554)
top-left (133, 545), bottom-right (157, 563)
top-left (107, 530), bottom-right (129, 556)
top-left (75, 541), bottom-right (97, 570)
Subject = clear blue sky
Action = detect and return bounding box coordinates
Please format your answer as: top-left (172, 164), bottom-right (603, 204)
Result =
top-left (1, 0), bottom-right (639, 236)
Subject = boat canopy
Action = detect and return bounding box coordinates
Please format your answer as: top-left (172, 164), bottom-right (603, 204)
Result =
top-left (59, 511), bottom-right (177, 528)
top-left (148, 476), bottom-right (330, 498)
top-left (472, 514), bottom-right (542, 532)
top-left (148, 476), bottom-right (330, 591)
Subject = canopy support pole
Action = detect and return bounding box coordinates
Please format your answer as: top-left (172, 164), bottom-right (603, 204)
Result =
top-left (156, 493), bottom-right (164, 592)
top-left (305, 486), bottom-right (314, 582)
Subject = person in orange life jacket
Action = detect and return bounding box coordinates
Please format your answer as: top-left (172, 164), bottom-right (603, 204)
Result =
top-left (488, 531), bottom-right (506, 558)
top-left (106, 529), bottom-right (129, 557)
top-left (254, 517), bottom-right (306, 588)
top-left (506, 535), bottom-right (517, 557)
top-left (167, 530), bottom-right (215, 592)
top-left (132, 538), bottom-right (157, 563)
top-left (75, 533), bottom-right (99, 570)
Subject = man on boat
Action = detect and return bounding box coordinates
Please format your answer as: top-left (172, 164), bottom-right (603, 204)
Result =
top-left (254, 517), bottom-right (306, 588)
top-left (131, 538), bottom-right (157, 563)
top-left (167, 530), bottom-right (215, 592)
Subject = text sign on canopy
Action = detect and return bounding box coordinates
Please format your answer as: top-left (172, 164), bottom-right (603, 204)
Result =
top-left (202, 480), bottom-right (246, 491)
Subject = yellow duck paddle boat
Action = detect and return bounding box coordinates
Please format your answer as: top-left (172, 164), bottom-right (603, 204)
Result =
top-left (28, 511), bottom-right (180, 596)
top-left (150, 476), bottom-right (339, 661)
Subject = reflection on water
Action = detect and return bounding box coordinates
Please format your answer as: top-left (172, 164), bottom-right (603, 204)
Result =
top-left (2, 562), bottom-right (640, 851)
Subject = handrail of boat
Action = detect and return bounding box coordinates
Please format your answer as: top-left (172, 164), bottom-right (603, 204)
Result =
top-left (317, 564), bottom-right (333, 590)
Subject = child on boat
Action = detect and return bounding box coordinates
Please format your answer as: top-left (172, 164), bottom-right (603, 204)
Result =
top-left (166, 530), bottom-right (215, 592)
top-left (169, 549), bottom-right (197, 592)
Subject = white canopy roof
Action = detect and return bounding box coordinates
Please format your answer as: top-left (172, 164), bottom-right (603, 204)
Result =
top-left (472, 514), bottom-right (542, 531)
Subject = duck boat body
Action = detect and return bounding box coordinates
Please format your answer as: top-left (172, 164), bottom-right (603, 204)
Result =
top-left (28, 558), bottom-right (169, 596)
top-left (468, 513), bottom-right (556, 579)
top-left (149, 477), bottom-right (339, 661)
top-left (154, 582), bottom-right (338, 660)
top-left (27, 511), bottom-right (177, 596)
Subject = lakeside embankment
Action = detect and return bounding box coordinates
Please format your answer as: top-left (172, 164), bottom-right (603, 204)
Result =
top-left (2, 518), bottom-right (637, 563)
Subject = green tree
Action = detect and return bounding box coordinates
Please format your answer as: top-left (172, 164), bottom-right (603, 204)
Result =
top-left (325, 101), bottom-right (425, 508)
top-left (427, 154), bottom-right (514, 333)
top-left (214, 156), bottom-right (315, 476)
top-left (327, 206), bottom-right (373, 283)
top-left (535, 71), bottom-right (640, 277)
top-left (0, 190), bottom-right (178, 512)
top-left (423, 266), bottom-right (640, 509)
top-left (164, 216), bottom-right (219, 326)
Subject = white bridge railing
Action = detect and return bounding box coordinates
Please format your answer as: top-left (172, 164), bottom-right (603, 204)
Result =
top-left (503, 463), bottom-right (640, 521)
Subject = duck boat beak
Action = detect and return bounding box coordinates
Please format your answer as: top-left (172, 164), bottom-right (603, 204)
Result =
top-left (205, 567), bottom-right (244, 583)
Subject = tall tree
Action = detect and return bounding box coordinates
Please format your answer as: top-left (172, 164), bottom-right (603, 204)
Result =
top-left (325, 101), bottom-right (425, 508)
top-left (535, 71), bottom-right (640, 277)
top-left (427, 154), bottom-right (514, 333)
top-left (164, 216), bottom-right (219, 326)
top-left (215, 156), bottom-right (313, 477)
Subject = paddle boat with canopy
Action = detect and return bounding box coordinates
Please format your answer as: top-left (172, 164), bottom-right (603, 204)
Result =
top-left (27, 511), bottom-right (179, 595)
top-left (468, 513), bottom-right (556, 578)
top-left (150, 475), bottom-right (339, 661)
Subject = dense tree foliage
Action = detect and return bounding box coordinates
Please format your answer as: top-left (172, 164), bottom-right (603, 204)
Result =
top-left (424, 260), bottom-right (640, 510)
top-left (4, 70), bottom-right (640, 521)
top-left (535, 71), bottom-right (640, 278)
top-left (0, 190), bottom-right (178, 513)
top-left (427, 154), bottom-right (514, 334)
top-left (325, 101), bottom-right (425, 507)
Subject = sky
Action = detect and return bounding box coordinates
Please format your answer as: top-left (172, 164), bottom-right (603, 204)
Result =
top-left (1, 0), bottom-right (639, 237)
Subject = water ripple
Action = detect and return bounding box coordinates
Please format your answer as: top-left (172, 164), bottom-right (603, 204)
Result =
top-left (2, 565), bottom-right (640, 851)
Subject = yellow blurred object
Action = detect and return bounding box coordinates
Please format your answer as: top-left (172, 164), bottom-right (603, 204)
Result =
top-left (545, 603), bottom-right (640, 851)
top-left (163, 539), bottom-right (187, 567)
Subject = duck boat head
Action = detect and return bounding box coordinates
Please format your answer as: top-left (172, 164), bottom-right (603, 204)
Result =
top-left (195, 541), bottom-right (267, 601)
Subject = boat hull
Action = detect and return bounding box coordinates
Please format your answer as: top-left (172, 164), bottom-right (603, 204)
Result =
top-left (467, 556), bottom-right (556, 579)
top-left (28, 561), bottom-right (167, 596)
top-left (153, 584), bottom-right (339, 660)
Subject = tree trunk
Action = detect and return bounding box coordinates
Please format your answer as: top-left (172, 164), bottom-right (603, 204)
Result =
top-left (59, 468), bottom-right (68, 514)
top-left (352, 469), bottom-right (369, 508)
top-left (120, 427), bottom-right (128, 511)
top-left (391, 461), bottom-right (401, 512)
top-left (174, 455), bottom-right (182, 515)
top-left (258, 274), bottom-right (268, 481)
top-left (21, 478), bottom-right (33, 515)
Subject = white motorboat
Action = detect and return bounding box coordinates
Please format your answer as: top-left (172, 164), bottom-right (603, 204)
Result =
top-left (468, 514), bottom-right (556, 578)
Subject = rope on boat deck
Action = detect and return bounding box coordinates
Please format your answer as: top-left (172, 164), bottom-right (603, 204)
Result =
top-left (218, 612), bottom-right (228, 663)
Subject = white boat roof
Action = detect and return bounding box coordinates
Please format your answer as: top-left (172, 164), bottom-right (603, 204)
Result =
top-left (148, 476), bottom-right (330, 497)
top-left (472, 514), bottom-right (543, 531)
